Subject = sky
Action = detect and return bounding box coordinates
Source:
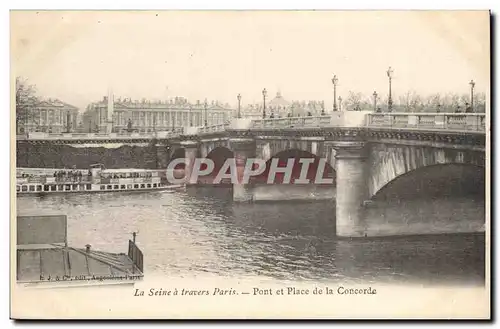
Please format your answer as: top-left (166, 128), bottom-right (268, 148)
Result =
top-left (10, 10), bottom-right (490, 110)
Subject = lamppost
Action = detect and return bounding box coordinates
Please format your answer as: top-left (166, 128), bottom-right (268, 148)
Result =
top-left (237, 93), bottom-right (242, 119)
top-left (373, 91), bottom-right (378, 111)
top-left (204, 98), bottom-right (208, 126)
top-left (189, 105), bottom-right (193, 127)
top-left (387, 66), bottom-right (394, 112)
top-left (332, 75), bottom-right (338, 111)
top-left (469, 79), bottom-right (475, 111)
top-left (338, 96), bottom-right (342, 112)
top-left (127, 118), bottom-right (133, 132)
top-left (262, 88), bottom-right (267, 119)
top-left (66, 111), bottom-right (71, 133)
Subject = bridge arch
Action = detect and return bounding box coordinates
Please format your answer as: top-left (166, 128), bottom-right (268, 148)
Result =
top-left (256, 139), bottom-right (333, 166)
top-left (370, 163), bottom-right (485, 201)
top-left (199, 146), bottom-right (235, 184)
top-left (253, 149), bottom-right (336, 184)
top-left (205, 146), bottom-right (234, 169)
top-left (368, 144), bottom-right (485, 199)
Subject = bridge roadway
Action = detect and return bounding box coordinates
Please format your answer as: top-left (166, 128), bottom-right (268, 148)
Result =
top-left (17, 112), bottom-right (486, 143)
top-left (16, 112), bottom-right (487, 237)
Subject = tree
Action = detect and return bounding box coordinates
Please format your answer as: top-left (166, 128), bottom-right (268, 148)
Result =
top-left (475, 92), bottom-right (486, 113)
top-left (460, 94), bottom-right (471, 108)
top-left (16, 77), bottom-right (38, 133)
top-left (344, 91), bottom-right (363, 111)
top-left (398, 91), bottom-right (422, 112)
top-left (422, 93), bottom-right (442, 112)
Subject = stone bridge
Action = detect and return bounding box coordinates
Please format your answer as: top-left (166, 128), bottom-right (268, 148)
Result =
top-left (17, 112), bottom-right (486, 237)
top-left (166, 113), bottom-right (485, 236)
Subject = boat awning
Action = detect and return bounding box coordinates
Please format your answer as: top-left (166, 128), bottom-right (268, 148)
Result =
top-left (16, 214), bottom-right (143, 284)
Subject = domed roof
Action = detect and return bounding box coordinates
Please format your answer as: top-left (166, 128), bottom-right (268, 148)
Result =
top-left (268, 91), bottom-right (291, 107)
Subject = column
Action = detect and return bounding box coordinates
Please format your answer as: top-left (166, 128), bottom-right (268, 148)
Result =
top-left (333, 141), bottom-right (368, 237)
top-left (181, 141), bottom-right (198, 186)
top-left (229, 138), bottom-right (256, 202)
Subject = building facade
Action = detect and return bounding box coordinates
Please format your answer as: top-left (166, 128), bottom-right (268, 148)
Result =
top-left (240, 92), bottom-right (326, 119)
top-left (17, 98), bottom-right (79, 134)
top-left (83, 95), bottom-right (234, 133)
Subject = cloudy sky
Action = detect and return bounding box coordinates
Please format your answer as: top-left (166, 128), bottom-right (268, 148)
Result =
top-left (11, 10), bottom-right (489, 110)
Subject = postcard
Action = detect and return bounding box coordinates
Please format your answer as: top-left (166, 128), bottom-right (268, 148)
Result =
top-left (10, 10), bottom-right (490, 319)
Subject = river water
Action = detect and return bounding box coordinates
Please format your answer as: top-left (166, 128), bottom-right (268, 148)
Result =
top-left (16, 187), bottom-right (485, 286)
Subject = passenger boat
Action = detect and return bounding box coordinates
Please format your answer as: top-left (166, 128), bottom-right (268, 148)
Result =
top-left (16, 163), bottom-right (184, 195)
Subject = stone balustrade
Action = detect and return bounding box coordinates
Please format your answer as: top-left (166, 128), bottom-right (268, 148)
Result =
top-left (250, 115), bottom-right (333, 129)
top-left (366, 113), bottom-right (486, 131)
top-left (196, 123), bottom-right (230, 134)
top-left (16, 130), bottom-right (181, 141)
top-left (17, 113), bottom-right (486, 141)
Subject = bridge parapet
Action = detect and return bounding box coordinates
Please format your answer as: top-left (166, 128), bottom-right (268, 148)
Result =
top-left (249, 111), bottom-right (373, 129)
top-left (250, 115), bottom-right (332, 129)
top-left (16, 112), bottom-right (487, 143)
top-left (196, 123), bottom-right (230, 135)
top-left (366, 113), bottom-right (486, 132)
top-left (16, 130), bottom-right (179, 141)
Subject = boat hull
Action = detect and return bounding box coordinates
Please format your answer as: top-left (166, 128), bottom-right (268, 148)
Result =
top-left (16, 184), bottom-right (184, 196)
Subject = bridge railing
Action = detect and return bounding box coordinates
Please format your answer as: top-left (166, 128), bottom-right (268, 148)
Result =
top-left (16, 130), bottom-right (184, 140)
top-left (250, 115), bottom-right (333, 129)
top-left (196, 123), bottom-right (231, 134)
top-left (366, 113), bottom-right (486, 131)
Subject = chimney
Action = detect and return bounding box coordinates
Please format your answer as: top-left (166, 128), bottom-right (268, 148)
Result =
top-left (85, 244), bottom-right (91, 253)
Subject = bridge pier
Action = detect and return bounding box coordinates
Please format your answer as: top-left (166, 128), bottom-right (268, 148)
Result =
top-left (229, 138), bottom-right (256, 202)
top-left (155, 144), bottom-right (170, 169)
top-left (333, 142), bottom-right (368, 237)
top-left (181, 141), bottom-right (199, 185)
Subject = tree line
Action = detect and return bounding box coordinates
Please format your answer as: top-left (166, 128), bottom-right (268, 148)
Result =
top-left (341, 90), bottom-right (486, 113)
top-left (15, 76), bottom-right (38, 133)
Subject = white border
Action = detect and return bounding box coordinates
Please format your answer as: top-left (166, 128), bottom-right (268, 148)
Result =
top-left (2, 1), bottom-right (498, 327)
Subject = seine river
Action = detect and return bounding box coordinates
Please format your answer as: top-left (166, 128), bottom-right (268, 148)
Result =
top-left (17, 187), bottom-right (485, 286)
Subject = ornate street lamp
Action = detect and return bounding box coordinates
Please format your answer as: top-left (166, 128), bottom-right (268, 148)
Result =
top-left (204, 98), bottom-right (208, 126)
top-left (127, 118), bottom-right (133, 132)
top-left (237, 93), bottom-right (242, 119)
top-left (338, 96), bottom-right (342, 112)
top-left (262, 88), bottom-right (267, 119)
top-left (469, 80), bottom-right (475, 111)
top-left (66, 111), bottom-right (71, 133)
top-left (387, 66), bottom-right (394, 112)
top-left (332, 75), bottom-right (338, 111)
top-left (373, 91), bottom-right (378, 111)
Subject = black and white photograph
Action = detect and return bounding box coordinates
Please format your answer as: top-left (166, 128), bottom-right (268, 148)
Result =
top-left (10, 10), bottom-right (490, 319)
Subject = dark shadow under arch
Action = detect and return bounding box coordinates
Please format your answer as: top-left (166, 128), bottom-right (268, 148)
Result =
top-left (371, 163), bottom-right (485, 201)
top-left (198, 147), bottom-right (235, 184)
top-left (205, 147), bottom-right (235, 171)
top-left (169, 147), bottom-right (186, 169)
top-left (253, 149), bottom-right (336, 185)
